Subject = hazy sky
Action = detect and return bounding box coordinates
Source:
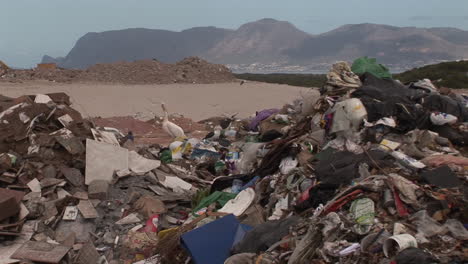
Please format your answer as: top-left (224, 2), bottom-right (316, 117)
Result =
top-left (2, 0), bottom-right (468, 68)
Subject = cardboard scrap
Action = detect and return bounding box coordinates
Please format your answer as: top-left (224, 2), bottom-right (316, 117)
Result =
top-left (116, 213), bottom-right (141, 225)
top-left (116, 169), bottom-right (132, 178)
top-left (57, 114), bottom-right (73, 127)
top-left (0, 195), bottom-right (20, 221)
top-left (51, 128), bottom-right (85, 155)
top-left (77, 200), bottom-right (98, 219)
top-left (11, 241), bottom-right (70, 263)
top-left (0, 172), bottom-right (17, 183)
top-left (134, 195), bottom-right (166, 217)
top-left (27, 178), bottom-right (41, 193)
top-left (0, 221), bottom-right (36, 264)
top-left (60, 167), bottom-right (84, 187)
top-left (22, 191), bottom-right (41, 201)
top-left (40, 178), bottom-right (65, 188)
top-left (128, 151), bottom-right (161, 174)
top-left (34, 94), bottom-right (53, 104)
top-left (85, 139), bottom-right (128, 185)
top-left (0, 188), bottom-right (25, 203)
top-left (91, 128), bottom-right (120, 146)
top-left (19, 203), bottom-right (30, 220)
top-left (75, 241), bottom-right (100, 264)
top-left (73, 191), bottom-right (89, 200)
top-left (63, 206), bottom-right (79, 221)
top-left (57, 188), bottom-right (72, 199)
top-left (160, 176), bottom-right (192, 191)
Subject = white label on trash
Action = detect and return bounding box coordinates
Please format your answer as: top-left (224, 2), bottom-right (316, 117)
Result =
top-left (391, 151), bottom-right (426, 169)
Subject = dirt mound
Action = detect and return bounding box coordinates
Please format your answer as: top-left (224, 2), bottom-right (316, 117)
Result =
top-left (3, 68), bottom-right (81, 83)
top-left (1, 57), bottom-right (235, 84)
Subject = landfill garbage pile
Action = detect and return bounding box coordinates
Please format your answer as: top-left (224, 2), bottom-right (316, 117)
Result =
top-left (0, 57), bottom-right (236, 84)
top-left (0, 58), bottom-right (467, 264)
top-left (92, 115), bottom-right (207, 146)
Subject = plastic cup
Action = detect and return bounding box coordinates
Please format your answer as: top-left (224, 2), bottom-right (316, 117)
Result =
top-left (383, 234), bottom-right (418, 257)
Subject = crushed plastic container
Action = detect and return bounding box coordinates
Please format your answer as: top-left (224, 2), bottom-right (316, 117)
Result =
top-left (330, 98), bottom-right (367, 134)
top-left (383, 234), bottom-right (418, 257)
top-left (350, 198), bottom-right (375, 235)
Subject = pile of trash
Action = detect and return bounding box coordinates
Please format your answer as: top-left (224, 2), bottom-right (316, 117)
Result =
top-left (92, 115), bottom-right (206, 146)
top-left (1, 57), bottom-right (467, 264)
top-left (0, 57), bottom-right (236, 84)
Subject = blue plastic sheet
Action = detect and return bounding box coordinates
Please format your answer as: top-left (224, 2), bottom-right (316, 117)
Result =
top-left (181, 214), bottom-right (252, 264)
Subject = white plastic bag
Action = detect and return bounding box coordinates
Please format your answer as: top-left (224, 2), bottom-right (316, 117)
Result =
top-left (430, 112), bottom-right (458, 126)
top-left (279, 156), bottom-right (298, 174)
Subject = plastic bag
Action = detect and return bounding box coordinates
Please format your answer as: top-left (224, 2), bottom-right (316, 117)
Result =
top-left (444, 219), bottom-right (468, 240)
top-left (349, 198), bottom-right (375, 235)
top-left (279, 156), bottom-right (298, 175)
top-left (430, 112), bottom-right (458, 125)
top-left (388, 174), bottom-right (421, 205)
top-left (351, 56), bottom-right (392, 79)
top-left (409, 210), bottom-right (447, 238)
top-left (160, 149), bottom-right (172, 164)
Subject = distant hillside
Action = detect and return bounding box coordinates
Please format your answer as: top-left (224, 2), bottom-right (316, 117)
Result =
top-left (43, 19), bottom-right (468, 71)
top-left (46, 27), bottom-right (231, 69)
top-left (204, 18), bottom-right (310, 64)
top-left (286, 24), bottom-right (468, 67)
top-left (395, 60), bottom-right (468, 88)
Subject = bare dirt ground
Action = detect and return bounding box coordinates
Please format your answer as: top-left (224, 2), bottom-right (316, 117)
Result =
top-left (0, 80), bottom-right (310, 120)
top-left (0, 80), bottom-right (312, 145)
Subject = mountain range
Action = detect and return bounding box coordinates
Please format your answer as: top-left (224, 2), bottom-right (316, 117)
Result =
top-left (43, 18), bottom-right (468, 73)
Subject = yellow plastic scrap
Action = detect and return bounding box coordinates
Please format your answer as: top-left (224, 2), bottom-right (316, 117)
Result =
top-left (158, 227), bottom-right (179, 240)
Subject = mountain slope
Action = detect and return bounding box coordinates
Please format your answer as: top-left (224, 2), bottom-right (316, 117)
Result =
top-left (43, 20), bottom-right (468, 71)
top-left (286, 23), bottom-right (468, 66)
top-left (203, 18), bottom-right (310, 64)
top-left (51, 27), bottom-right (231, 69)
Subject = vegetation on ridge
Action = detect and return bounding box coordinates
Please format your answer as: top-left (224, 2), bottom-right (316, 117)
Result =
top-left (235, 60), bottom-right (468, 89)
top-left (395, 60), bottom-right (468, 89)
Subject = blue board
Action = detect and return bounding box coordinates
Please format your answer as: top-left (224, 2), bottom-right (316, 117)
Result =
top-left (181, 214), bottom-right (252, 264)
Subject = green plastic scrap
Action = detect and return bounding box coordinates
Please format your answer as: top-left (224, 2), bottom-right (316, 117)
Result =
top-left (7, 154), bottom-right (17, 164)
top-left (160, 149), bottom-right (172, 164)
top-left (351, 56), bottom-right (392, 79)
top-left (246, 134), bottom-right (259, 143)
top-left (350, 198), bottom-right (375, 235)
top-left (191, 188), bottom-right (211, 208)
top-left (191, 191), bottom-right (237, 216)
top-left (214, 161), bottom-right (226, 173)
top-left (274, 119), bottom-right (289, 125)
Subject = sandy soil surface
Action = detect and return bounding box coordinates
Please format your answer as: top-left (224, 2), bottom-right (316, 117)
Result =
top-left (0, 80), bottom-right (311, 121)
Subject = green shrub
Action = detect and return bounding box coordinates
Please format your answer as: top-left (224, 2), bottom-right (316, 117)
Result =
top-left (395, 61), bottom-right (468, 89)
